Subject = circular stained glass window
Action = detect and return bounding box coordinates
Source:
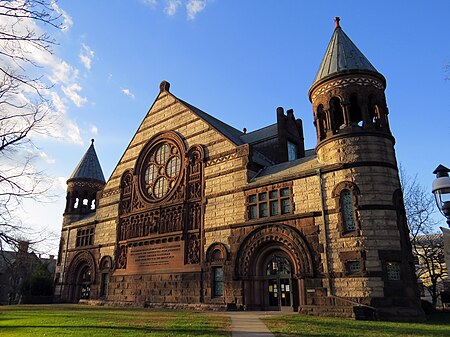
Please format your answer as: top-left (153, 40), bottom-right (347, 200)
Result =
top-left (166, 157), bottom-right (180, 178)
top-left (141, 141), bottom-right (182, 201)
top-left (144, 164), bottom-right (157, 184)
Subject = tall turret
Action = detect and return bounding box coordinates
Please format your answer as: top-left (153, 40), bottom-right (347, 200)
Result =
top-left (63, 139), bottom-right (105, 225)
top-left (309, 17), bottom-right (391, 164)
top-left (308, 18), bottom-right (423, 320)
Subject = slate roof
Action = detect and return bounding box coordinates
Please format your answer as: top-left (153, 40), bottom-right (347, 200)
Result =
top-left (178, 99), bottom-right (244, 146)
top-left (250, 149), bottom-right (319, 184)
top-left (69, 140), bottom-right (106, 183)
top-left (240, 124), bottom-right (277, 144)
top-left (312, 22), bottom-right (379, 85)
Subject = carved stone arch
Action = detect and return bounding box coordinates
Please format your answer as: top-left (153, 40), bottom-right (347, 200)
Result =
top-left (206, 242), bottom-right (229, 264)
top-left (187, 144), bottom-right (206, 162)
top-left (328, 96), bottom-right (345, 132)
top-left (332, 181), bottom-right (360, 198)
top-left (120, 170), bottom-right (133, 192)
top-left (99, 255), bottom-right (113, 271)
top-left (66, 251), bottom-right (97, 284)
top-left (119, 169), bottom-right (133, 215)
top-left (235, 224), bottom-right (314, 279)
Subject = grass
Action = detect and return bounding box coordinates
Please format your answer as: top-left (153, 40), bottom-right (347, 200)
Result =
top-left (0, 305), bottom-right (230, 337)
top-left (263, 310), bottom-right (450, 337)
top-left (2, 305), bottom-right (450, 337)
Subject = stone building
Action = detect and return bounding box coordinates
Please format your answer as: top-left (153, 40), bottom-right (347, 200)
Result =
top-left (54, 19), bottom-right (423, 320)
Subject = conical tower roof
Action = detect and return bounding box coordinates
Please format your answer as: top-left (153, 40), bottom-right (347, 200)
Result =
top-left (69, 139), bottom-right (105, 183)
top-left (312, 17), bottom-right (381, 86)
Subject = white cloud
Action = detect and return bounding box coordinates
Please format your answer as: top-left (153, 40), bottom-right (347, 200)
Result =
top-left (186, 0), bottom-right (206, 20)
top-left (143, 0), bottom-right (158, 7)
top-left (90, 125), bottom-right (98, 135)
top-left (51, 2), bottom-right (73, 31)
top-left (79, 44), bottom-right (94, 70)
top-left (62, 83), bottom-right (87, 107)
top-left (165, 0), bottom-right (181, 16)
top-left (121, 88), bottom-right (135, 99)
top-left (39, 151), bottom-right (56, 164)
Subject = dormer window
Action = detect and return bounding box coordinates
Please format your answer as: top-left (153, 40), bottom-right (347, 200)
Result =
top-left (287, 141), bottom-right (298, 161)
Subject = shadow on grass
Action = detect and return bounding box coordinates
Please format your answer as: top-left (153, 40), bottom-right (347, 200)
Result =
top-left (264, 311), bottom-right (450, 337)
top-left (0, 325), bottom-right (229, 336)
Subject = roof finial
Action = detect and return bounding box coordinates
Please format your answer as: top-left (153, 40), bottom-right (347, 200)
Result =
top-left (334, 17), bottom-right (341, 29)
top-left (91, 138), bottom-right (94, 145)
top-left (160, 80), bottom-right (170, 92)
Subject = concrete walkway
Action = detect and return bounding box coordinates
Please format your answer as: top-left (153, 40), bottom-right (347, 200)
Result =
top-left (229, 312), bottom-right (275, 337)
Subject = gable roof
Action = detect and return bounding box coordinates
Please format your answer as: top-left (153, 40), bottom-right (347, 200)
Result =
top-left (178, 98), bottom-right (244, 146)
top-left (312, 21), bottom-right (380, 86)
top-left (69, 140), bottom-right (106, 183)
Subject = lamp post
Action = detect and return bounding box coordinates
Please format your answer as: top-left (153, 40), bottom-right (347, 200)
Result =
top-left (432, 164), bottom-right (450, 226)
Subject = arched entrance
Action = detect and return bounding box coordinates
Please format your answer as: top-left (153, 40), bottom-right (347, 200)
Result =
top-left (77, 265), bottom-right (92, 300)
top-left (235, 224), bottom-right (314, 311)
top-left (265, 254), bottom-right (293, 309)
top-left (65, 251), bottom-right (96, 302)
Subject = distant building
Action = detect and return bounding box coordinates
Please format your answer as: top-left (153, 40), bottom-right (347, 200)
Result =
top-left (55, 19), bottom-right (424, 320)
top-left (0, 241), bottom-right (56, 304)
top-left (413, 232), bottom-right (450, 305)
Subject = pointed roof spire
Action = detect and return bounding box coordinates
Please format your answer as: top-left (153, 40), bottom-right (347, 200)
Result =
top-left (69, 139), bottom-right (106, 183)
top-left (312, 17), bottom-right (381, 86)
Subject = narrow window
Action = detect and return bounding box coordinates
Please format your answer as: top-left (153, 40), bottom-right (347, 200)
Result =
top-left (330, 97), bottom-right (344, 132)
top-left (349, 94), bottom-right (362, 126)
top-left (317, 104), bottom-right (326, 140)
top-left (287, 141), bottom-right (298, 161)
top-left (386, 261), bottom-right (401, 281)
top-left (213, 267), bottom-right (223, 297)
top-left (341, 189), bottom-right (356, 231)
top-left (100, 273), bottom-right (109, 297)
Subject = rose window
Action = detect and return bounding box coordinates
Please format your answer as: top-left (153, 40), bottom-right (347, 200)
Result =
top-left (142, 142), bottom-right (182, 200)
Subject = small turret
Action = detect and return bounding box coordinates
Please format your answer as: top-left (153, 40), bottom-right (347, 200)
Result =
top-left (309, 17), bottom-right (390, 155)
top-left (63, 139), bottom-right (105, 225)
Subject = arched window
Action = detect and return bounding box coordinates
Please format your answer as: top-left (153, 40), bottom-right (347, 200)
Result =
top-left (349, 94), bottom-right (362, 126)
top-left (266, 255), bottom-right (291, 276)
top-left (332, 182), bottom-right (360, 234)
top-left (99, 256), bottom-right (112, 298)
top-left (330, 97), bottom-right (344, 132)
top-left (368, 94), bottom-right (382, 126)
top-left (341, 189), bottom-right (356, 231)
top-left (317, 104), bottom-right (326, 140)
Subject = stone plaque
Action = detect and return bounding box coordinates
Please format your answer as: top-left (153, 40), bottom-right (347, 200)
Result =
top-left (126, 242), bottom-right (184, 274)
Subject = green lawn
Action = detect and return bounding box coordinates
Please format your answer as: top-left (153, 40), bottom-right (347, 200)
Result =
top-left (1, 305), bottom-right (450, 337)
top-left (263, 311), bottom-right (450, 337)
top-left (0, 305), bottom-right (230, 337)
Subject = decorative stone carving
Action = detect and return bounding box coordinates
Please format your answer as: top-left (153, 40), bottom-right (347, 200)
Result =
top-left (187, 235), bottom-right (200, 264)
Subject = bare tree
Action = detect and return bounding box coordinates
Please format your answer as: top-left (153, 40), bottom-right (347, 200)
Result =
top-left (0, 1), bottom-right (64, 252)
top-left (400, 167), bottom-right (448, 306)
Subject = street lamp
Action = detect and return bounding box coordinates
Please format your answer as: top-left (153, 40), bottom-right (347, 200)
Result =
top-left (432, 164), bottom-right (450, 226)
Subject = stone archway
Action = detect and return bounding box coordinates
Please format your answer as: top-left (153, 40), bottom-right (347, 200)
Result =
top-left (65, 251), bottom-right (97, 302)
top-left (235, 224), bottom-right (314, 311)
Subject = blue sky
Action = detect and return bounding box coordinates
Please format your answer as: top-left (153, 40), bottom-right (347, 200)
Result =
top-left (16, 0), bottom-right (450, 254)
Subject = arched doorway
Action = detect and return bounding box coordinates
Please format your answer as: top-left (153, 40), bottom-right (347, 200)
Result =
top-left (65, 251), bottom-right (96, 303)
top-left (265, 253), bottom-right (293, 310)
top-left (235, 224), bottom-right (314, 312)
top-left (77, 265), bottom-right (92, 300)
